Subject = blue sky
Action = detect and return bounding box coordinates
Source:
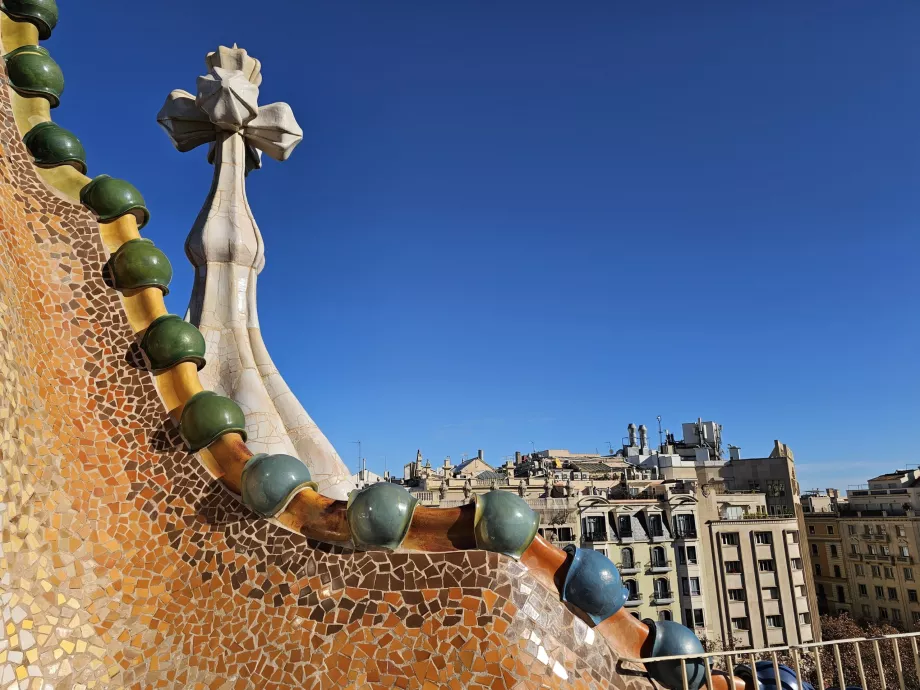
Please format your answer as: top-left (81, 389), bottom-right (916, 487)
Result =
top-left (50, 1), bottom-right (919, 489)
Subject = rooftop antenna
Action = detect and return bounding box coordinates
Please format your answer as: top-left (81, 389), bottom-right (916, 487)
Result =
top-left (530, 440), bottom-right (536, 455)
top-left (657, 416), bottom-right (663, 450)
top-left (351, 440), bottom-right (361, 474)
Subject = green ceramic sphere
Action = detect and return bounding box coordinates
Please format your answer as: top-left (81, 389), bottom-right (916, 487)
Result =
top-left (139, 314), bottom-right (205, 374)
top-left (0, 0), bottom-right (58, 40)
top-left (4, 45), bottom-right (63, 107)
top-left (241, 453), bottom-right (317, 517)
top-left (178, 391), bottom-right (247, 452)
top-left (108, 239), bottom-right (171, 294)
top-left (22, 121), bottom-right (86, 173)
top-left (80, 175), bottom-right (149, 228)
top-left (347, 482), bottom-right (418, 550)
top-left (473, 490), bottom-right (539, 560)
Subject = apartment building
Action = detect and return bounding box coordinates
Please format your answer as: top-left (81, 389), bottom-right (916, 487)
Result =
top-left (803, 468), bottom-right (920, 630)
top-left (357, 419), bottom-right (816, 648)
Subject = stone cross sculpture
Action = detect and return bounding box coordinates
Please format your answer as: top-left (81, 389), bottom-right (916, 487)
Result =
top-left (157, 45), bottom-right (354, 499)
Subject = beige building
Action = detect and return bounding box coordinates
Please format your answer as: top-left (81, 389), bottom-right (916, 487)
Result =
top-left (803, 468), bottom-right (920, 630)
top-left (359, 419), bottom-right (817, 649)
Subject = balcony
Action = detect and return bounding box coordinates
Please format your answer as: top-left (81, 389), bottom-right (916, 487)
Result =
top-left (624, 593), bottom-right (644, 607)
top-left (618, 561), bottom-right (641, 575)
top-left (866, 554), bottom-right (895, 563)
top-left (648, 559), bottom-right (672, 573)
top-left (864, 533), bottom-right (890, 542)
top-left (652, 591), bottom-right (674, 605)
top-left (897, 556), bottom-right (914, 564)
top-left (582, 532), bottom-right (609, 545)
top-left (674, 530), bottom-right (698, 540)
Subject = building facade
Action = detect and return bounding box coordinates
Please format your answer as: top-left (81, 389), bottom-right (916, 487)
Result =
top-left (356, 419), bottom-right (817, 649)
top-left (803, 469), bottom-right (920, 630)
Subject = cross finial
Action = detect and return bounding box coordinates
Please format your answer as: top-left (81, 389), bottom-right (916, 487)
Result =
top-left (157, 44), bottom-right (302, 173)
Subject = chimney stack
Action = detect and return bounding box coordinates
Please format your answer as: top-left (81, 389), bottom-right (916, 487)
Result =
top-left (515, 451), bottom-right (522, 464)
top-left (477, 449), bottom-right (484, 461)
top-left (627, 423), bottom-right (637, 447)
top-left (638, 424), bottom-right (648, 450)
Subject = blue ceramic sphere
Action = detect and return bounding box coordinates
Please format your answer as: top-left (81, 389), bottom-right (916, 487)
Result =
top-left (561, 546), bottom-right (627, 624)
top-left (644, 619), bottom-right (706, 690)
top-left (473, 490), bottom-right (539, 559)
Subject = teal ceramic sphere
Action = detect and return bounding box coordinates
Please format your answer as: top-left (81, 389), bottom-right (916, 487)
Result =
top-left (561, 545), bottom-right (627, 624)
top-left (22, 121), bottom-right (86, 173)
top-left (80, 175), bottom-right (149, 228)
top-left (4, 45), bottom-right (63, 107)
top-left (0, 0), bottom-right (58, 40)
top-left (108, 239), bottom-right (171, 294)
top-left (643, 619), bottom-right (706, 690)
top-left (139, 315), bottom-right (206, 374)
top-left (241, 453), bottom-right (317, 517)
top-left (178, 391), bottom-right (247, 452)
top-left (473, 490), bottom-right (539, 559)
top-left (347, 482), bottom-right (418, 550)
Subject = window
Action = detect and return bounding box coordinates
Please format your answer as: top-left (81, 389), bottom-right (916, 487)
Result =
top-left (685, 608), bottom-right (704, 628)
top-left (872, 566), bottom-right (881, 578)
top-left (914, 612), bottom-right (920, 625)
top-left (906, 568), bottom-right (915, 581)
top-left (848, 525), bottom-right (856, 535)
top-left (789, 531), bottom-right (799, 544)
top-left (625, 580), bottom-right (639, 600)
top-left (830, 545), bottom-right (838, 558)
top-left (828, 525), bottom-right (835, 535)
top-left (808, 525), bottom-right (816, 535)
top-left (882, 546), bottom-right (891, 556)
top-left (885, 567), bottom-right (894, 579)
top-left (875, 586), bottom-right (885, 600)
top-left (674, 514), bottom-right (697, 538)
top-left (651, 547), bottom-right (667, 568)
top-left (897, 526), bottom-right (907, 537)
top-left (659, 610), bottom-right (672, 621)
top-left (648, 514), bottom-right (664, 538)
top-left (725, 561), bottom-right (742, 573)
top-left (682, 577), bottom-right (701, 596)
top-left (868, 545), bottom-right (877, 555)
top-left (755, 532), bottom-right (772, 545)
top-left (732, 617), bottom-right (750, 630)
top-left (893, 609), bottom-right (902, 622)
top-left (817, 584), bottom-right (825, 596)
top-left (888, 587), bottom-right (898, 600)
top-left (728, 589), bottom-right (745, 602)
top-left (687, 546), bottom-right (698, 565)
top-left (676, 546), bottom-right (686, 566)
top-left (763, 587), bottom-right (779, 600)
top-left (879, 607), bottom-right (889, 620)
top-left (864, 525), bottom-right (872, 536)
top-left (858, 584), bottom-right (868, 597)
top-left (583, 516), bottom-right (607, 541)
top-left (837, 586), bottom-right (846, 602)
top-left (796, 585), bottom-right (807, 597)
top-left (834, 565), bottom-right (842, 578)
top-left (767, 480), bottom-right (786, 497)
top-left (811, 543), bottom-right (818, 555)
top-left (722, 533), bottom-right (740, 546)
top-left (901, 546), bottom-right (910, 558)
top-left (654, 578), bottom-right (670, 599)
top-left (800, 612), bottom-right (811, 625)
top-left (618, 516), bottom-right (632, 538)
top-left (863, 605), bottom-right (872, 618)
top-left (814, 564), bottom-right (822, 576)
top-left (856, 564), bottom-right (864, 576)
top-left (621, 547), bottom-right (634, 569)
top-left (877, 525), bottom-right (886, 535)
top-left (851, 544), bottom-right (859, 555)
top-left (760, 560), bottom-right (777, 572)
top-left (909, 590), bottom-right (917, 603)
top-left (766, 615), bottom-right (783, 628)
top-left (790, 559), bottom-right (802, 570)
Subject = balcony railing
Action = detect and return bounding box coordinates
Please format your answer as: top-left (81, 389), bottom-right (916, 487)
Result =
top-left (582, 532), bottom-right (608, 544)
top-left (624, 593), bottom-right (643, 607)
top-left (652, 591), bottom-right (674, 604)
top-left (618, 561), bottom-right (641, 575)
top-left (674, 529), bottom-right (698, 539)
top-left (622, 631), bottom-right (920, 690)
top-left (864, 533), bottom-right (890, 542)
top-left (648, 559), bottom-right (672, 573)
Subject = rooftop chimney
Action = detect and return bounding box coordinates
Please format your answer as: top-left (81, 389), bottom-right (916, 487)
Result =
top-left (729, 446), bottom-right (741, 461)
top-left (477, 449), bottom-right (484, 461)
top-left (638, 424), bottom-right (648, 449)
top-left (515, 451), bottom-right (522, 464)
top-left (628, 423), bottom-right (637, 447)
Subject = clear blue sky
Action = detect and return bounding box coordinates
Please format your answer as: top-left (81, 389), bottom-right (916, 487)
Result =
top-left (50, 2), bottom-right (919, 490)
